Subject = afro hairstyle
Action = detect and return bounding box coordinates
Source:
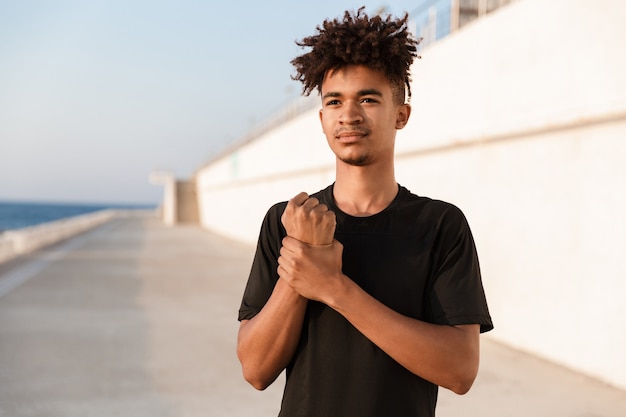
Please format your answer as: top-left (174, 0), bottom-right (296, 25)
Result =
top-left (290, 6), bottom-right (421, 104)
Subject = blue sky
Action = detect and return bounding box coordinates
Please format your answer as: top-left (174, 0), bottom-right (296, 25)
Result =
top-left (0, 0), bottom-right (423, 205)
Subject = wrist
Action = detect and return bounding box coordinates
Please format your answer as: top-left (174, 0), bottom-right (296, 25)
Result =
top-left (307, 241), bottom-right (334, 248)
top-left (276, 277), bottom-right (308, 303)
top-left (324, 272), bottom-right (352, 311)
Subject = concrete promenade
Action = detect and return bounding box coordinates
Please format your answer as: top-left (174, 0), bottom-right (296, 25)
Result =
top-left (0, 212), bottom-right (625, 417)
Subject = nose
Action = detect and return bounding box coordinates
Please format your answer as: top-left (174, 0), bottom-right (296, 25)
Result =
top-left (339, 100), bottom-right (364, 124)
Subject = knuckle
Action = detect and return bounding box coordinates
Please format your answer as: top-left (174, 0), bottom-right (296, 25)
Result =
top-left (303, 198), bottom-right (319, 210)
top-left (312, 204), bottom-right (328, 214)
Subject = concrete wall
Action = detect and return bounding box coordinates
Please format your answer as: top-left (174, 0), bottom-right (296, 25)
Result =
top-left (0, 210), bottom-right (117, 264)
top-left (150, 172), bottom-right (199, 225)
top-left (195, 0), bottom-right (626, 390)
top-left (150, 172), bottom-right (177, 226)
top-left (175, 180), bottom-right (200, 224)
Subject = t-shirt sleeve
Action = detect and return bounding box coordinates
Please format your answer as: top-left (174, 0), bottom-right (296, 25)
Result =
top-left (428, 204), bottom-right (493, 333)
top-left (238, 202), bottom-right (287, 321)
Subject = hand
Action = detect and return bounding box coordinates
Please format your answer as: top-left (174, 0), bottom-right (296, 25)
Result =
top-left (281, 192), bottom-right (336, 245)
top-left (277, 236), bottom-right (345, 303)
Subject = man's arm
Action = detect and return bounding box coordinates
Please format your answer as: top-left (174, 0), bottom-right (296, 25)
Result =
top-left (331, 277), bottom-right (480, 394)
top-left (237, 279), bottom-right (307, 390)
top-left (277, 236), bottom-right (480, 394)
top-left (237, 193), bottom-right (336, 390)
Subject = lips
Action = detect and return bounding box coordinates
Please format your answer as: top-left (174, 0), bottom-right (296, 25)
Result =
top-left (335, 129), bottom-right (369, 142)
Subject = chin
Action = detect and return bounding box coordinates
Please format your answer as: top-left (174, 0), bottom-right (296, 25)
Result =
top-left (338, 154), bottom-right (371, 166)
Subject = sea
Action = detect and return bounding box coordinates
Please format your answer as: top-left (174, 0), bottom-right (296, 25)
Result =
top-left (0, 200), bottom-right (156, 233)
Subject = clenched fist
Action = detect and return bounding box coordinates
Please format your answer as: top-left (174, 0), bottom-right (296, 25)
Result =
top-left (281, 192), bottom-right (336, 245)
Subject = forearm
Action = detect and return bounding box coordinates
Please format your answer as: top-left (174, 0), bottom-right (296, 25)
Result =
top-left (327, 276), bottom-right (480, 394)
top-left (237, 278), bottom-right (308, 390)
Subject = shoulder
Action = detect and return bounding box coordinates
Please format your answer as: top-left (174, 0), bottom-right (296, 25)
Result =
top-left (265, 200), bottom-right (288, 218)
top-left (397, 186), bottom-right (468, 225)
top-left (310, 184), bottom-right (333, 204)
top-left (392, 187), bottom-right (475, 248)
top-left (260, 201), bottom-right (287, 237)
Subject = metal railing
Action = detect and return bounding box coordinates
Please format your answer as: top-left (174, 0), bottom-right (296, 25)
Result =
top-left (410, 0), bottom-right (517, 48)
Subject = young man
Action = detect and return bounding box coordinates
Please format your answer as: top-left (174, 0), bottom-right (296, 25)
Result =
top-left (237, 8), bottom-right (493, 416)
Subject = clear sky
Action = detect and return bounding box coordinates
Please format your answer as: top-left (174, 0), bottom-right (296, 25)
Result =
top-left (0, 0), bottom-right (423, 205)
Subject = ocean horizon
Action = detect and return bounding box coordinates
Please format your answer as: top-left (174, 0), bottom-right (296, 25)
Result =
top-left (0, 200), bottom-right (157, 232)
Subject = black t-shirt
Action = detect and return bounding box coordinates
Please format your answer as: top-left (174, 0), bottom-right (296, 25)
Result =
top-left (239, 184), bottom-right (493, 417)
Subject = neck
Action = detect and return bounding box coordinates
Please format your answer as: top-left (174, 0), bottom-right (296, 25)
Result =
top-left (333, 163), bottom-right (398, 217)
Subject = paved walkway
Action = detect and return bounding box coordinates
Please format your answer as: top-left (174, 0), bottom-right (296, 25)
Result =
top-left (0, 213), bottom-right (624, 417)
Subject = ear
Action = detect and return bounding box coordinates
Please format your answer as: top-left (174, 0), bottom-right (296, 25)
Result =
top-left (395, 104), bottom-right (411, 130)
top-left (319, 108), bottom-right (325, 132)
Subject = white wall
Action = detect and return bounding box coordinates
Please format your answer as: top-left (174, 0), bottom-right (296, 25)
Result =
top-left (195, 0), bottom-right (626, 390)
top-left (196, 108), bottom-right (336, 243)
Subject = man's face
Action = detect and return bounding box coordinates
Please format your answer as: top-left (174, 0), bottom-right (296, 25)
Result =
top-left (319, 65), bottom-right (410, 167)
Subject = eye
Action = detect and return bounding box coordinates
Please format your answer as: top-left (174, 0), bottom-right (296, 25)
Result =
top-left (361, 97), bottom-right (378, 104)
top-left (325, 99), bottom-right (340, 106)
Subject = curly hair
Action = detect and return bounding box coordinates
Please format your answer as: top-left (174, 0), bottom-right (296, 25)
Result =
top-left (291, 7), bottom-right (421, 104)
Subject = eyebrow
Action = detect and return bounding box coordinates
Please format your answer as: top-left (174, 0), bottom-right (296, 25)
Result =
top-left (321, 89), bottom-right (384, 101)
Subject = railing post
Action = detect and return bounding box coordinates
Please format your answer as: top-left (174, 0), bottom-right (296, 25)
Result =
top-left (478, 0), bottom-right (487, 16)
top-left (450, 0), bottom-right (460, 32)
